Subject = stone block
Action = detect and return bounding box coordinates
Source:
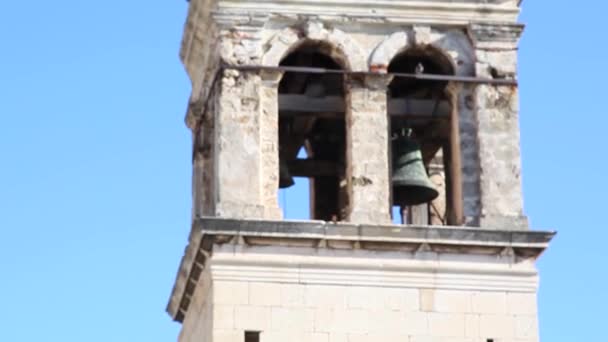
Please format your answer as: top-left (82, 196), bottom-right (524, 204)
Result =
top-left (314, 308), bottom-right (369, 334)
top-left (367, 333), bottom-right (410, 342)
top-left (410, 338), bottom-right (477, 342)
top-left (433, 290), bottom-right (472, 313)
top-left (464, 314), bottom-right (479, 338)
top-left (340, 309), bottom-right (370, 334)
top-left (420, 289), bottom-right (434, 312)
top-left (213, 281), bottom-right (250, 305)
top-left (305, 285), bottom-right (347, 308)
top-left (213, 330), bottom-right (241, 342)
top-left (329, 333), bottom-right (348, 342)
top-left (347, 287), bottom-right (418, 311)
top-left (261, 332), bottom-right (290, 342)
top-left (301, 333), bottom-right (330, 342)
top-left (472, 292), bottom-right (507, 314)
top-left (408, 336), bottom-right (433, 342)
top-left (314, 308), bottom-right (333, 332)
top-left (507, 293), bottom-right (537, 315)
top-left (346, 333), bottom-right (368, 342)
top-left (413, 25), bottom-right (433, 45)
top-left (271, 307), bottom-right (315, 332)
top-left (281, 284), bottom-right (306, 307)
top-left (382, 287), bottom-right (420, 312)
top-left (479, 314), bottom-right (515, 339)
top-left (213, 305), bottom-right (235, 330)
top-left (367, 309), bottom-right (405, 334)
top-left (264, 332), bottom-right (329, 342)
top-left (234, 305), bottom-right (272, 331)
top-left (403, 312), bottom-right (429, 335)
top-left (249, 282), bottom-right (282, 306)
top-left (428, 313), bottom-right (466, 337)
top-left (346, 287), bottom-right (372, 309)
top-left (514, 315), bottom-right (538, 340)
top-left (477, 50), bottom-right (518, 76)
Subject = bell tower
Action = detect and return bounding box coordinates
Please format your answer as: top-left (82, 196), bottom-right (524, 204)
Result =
top-left (168, 1), bottom-right (555, 342)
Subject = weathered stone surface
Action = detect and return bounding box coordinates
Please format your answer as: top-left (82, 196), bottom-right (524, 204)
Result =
top-left (176, 237), bottom-right (541, 341)
top-left (475, 83), bottom-right (527, 229)
top-left (181, 12), bottom-right (525, 227)
top-left (169, 2), bottom-right (551, 342)
top-left (346, 75), bottom-right (391, 224)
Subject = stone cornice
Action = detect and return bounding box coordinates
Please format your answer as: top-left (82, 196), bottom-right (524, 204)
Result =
top-left (197, 218), bottom-right (554, 248)
top-left (468, 22), bottom-right (525, 49)
top-left (167, 217), bottom-right (554, 322)
top-left (213, 0), bottom-right (521, 26)
top-left (209, 245), bottom-right (540, 292)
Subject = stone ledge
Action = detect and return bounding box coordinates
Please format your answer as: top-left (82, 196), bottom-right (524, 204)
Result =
top-left (196, 217), bottom-right (554, 248)
top-left (167, 217), bottom-right (554, 322)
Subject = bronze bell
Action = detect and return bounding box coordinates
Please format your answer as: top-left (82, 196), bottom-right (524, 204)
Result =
top-left (279, 159), bottom-right (295, 189)
top-left (392, 135), bottom-right (439, 206)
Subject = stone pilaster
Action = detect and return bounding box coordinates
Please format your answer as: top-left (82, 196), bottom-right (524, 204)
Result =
top-left (469, 23), bottom-right (528, 229)
top-left (191, 97), bottom-right (216, 219)
top-left (345, 74), bottom-right (392, 224)
top-left (457, 84), bottom-right (482, 226)
top-left (214, 69), bottom-right (266, 218)
top-left (259, 70), bottom-right (284, 219)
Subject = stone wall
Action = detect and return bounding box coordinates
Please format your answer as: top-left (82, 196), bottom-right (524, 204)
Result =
top-left (179, 267), bottom-right (213, 342)
top-left (181, 0), bottom-right (529, 228)
top-left (178, 243), bottom-right (540, 342)
top-left (206, 282), bottom-right (539, 342)
top-left (469, 24), bottom-right (528, 229)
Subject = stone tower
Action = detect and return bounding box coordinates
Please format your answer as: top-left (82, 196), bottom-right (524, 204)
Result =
top-left (167, 1), bottom-right (554, 342)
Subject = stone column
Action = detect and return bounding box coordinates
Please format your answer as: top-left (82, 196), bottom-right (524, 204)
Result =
top-left (345, 74), bottom-right (392, 224)
top-left (259, 70), bottom-right (284, 220)
top-left (469, 23), bottom-right (528, 229)
top-left (457, 84), bottom-right (482, 226)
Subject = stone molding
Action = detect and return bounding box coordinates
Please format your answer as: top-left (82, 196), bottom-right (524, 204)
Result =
top-left (194, 218), bottom-right (554, 249)
top-left (262, 22), bottom-right (368, 71)
top-left (167, 217), bottom-right (554, 321)
top-left (369, 31), bottom-right (409, 72)
top-left (209, 245), bottom-right (540, 293)
top-left (468, 22), bottom-right (525, 50)
top-left (369, 30), bottom-right (475, 76)
top-left (212, 0), bottom-right (521, 26)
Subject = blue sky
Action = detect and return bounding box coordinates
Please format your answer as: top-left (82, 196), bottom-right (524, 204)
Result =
top-left (0, 1), bottom-right (605, 341)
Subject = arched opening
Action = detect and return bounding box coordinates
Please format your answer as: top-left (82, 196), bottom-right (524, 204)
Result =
top-left (387, 46), bottom-right (458, 225)
top-left (277, 41), bottom-right (347, 221)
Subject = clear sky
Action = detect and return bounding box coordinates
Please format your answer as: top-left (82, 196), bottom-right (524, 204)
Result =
top-left (0, 1), bottom-right (605, 341)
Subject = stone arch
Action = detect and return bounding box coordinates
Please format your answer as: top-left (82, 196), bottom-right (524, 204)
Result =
top-left (262, 22), bottom-right (367, 71)
top-left (432, 31), bottom-right (475, 76)
top-left (370, 30), bottom-right (475, 76)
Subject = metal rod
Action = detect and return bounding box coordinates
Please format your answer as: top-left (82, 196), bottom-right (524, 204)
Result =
top-left (224, 64), bottom-right (518, 86)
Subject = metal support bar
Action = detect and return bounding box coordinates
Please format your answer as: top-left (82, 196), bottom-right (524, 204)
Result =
top-left (225, 64), bottom-right (518, 86)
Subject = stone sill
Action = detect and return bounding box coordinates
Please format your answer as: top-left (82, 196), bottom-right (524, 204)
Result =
top-left (167, 217), bottom-right (554, 322)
